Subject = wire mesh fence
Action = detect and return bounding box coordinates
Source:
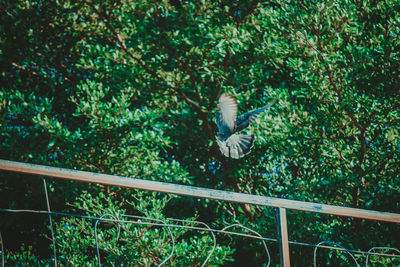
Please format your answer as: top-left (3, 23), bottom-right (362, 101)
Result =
top-left (1, 159), bottom-right (400, 266)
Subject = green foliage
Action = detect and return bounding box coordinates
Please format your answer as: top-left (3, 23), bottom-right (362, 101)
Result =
top-left (50, 191), bottom-right (233, 266)
top-left (1, 0), bottom-right (399, 266)
top-left (5, 244), bottom-right (51, 266)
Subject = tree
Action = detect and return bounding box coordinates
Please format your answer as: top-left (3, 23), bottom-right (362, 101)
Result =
top-left (1, 0), bottom-right (399, 265)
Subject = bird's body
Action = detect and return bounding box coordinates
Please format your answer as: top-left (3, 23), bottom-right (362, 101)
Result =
top-left (215, 93), bottom-right (273, 159)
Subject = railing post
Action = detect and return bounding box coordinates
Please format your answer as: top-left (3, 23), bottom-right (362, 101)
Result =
top-left (276, 207), bottom-right (291, 267)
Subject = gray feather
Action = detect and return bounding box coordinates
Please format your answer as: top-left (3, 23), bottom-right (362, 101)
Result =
top-left (235, 105), bottom-right (269, 132)
top-left (215, 93), bottom-right (274, 158)
top-left (216, 134), bottom-right (255, 159)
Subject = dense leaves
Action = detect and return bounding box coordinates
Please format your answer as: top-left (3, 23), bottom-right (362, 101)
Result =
top-left (1, 0), bottom-right (399, 265)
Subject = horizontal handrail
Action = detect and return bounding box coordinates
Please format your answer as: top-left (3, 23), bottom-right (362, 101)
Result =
top-left (1, 159), bottom-right (399, 223)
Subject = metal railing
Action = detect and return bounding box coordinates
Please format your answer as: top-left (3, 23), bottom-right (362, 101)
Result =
top-left (1, 159), bottom-right (400, 266)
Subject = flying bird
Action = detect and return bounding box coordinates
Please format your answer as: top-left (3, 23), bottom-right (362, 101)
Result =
top-left (215, 93), bottom-right (274, 159)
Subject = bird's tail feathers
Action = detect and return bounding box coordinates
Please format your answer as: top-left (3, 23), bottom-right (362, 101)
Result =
top-left (216, 134), bottom-right (255, 159)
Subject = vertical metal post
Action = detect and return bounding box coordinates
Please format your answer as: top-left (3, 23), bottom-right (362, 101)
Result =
top-left (43, 179), bottom-right (57, 267)
top-left (276, 207), bottom-right (291, 267)
top-left (0, 232), bottom-right (4, 267)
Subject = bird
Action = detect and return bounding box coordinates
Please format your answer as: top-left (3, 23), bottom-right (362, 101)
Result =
top-left (215, 93), bottom-right (274, 159)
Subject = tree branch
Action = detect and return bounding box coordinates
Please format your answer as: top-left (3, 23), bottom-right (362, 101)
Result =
top-left (86, 0), bottom-right (202, 114)
top-left (289, 8), bottom-right (374, 209)
top-left (152, 4), bottom-right (204, 107)
top-left (87, 0), bottom-right (254, 219)
top-left (11, 62), bottom-right (39, 77)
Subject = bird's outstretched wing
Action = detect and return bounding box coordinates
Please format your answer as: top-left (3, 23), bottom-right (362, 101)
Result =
top-left (235, 101), bottom-right (275, 132)
top-left (215, 93), bottom-right (274, 158)
top-left (217, 93), bottom-right (238, 132)
top-left (216, 134), bottom-right (255, 159)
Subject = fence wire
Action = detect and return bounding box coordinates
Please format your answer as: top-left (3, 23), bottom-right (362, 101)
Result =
top-left (1, 208), bottom-right (400, 267)
top-left (0, 163), bottom-right (399, 266)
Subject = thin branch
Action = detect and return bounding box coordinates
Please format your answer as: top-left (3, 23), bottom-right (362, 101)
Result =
top-left (85, 1), bottom-right (157, 78)
top-left (286, 5), bottom-right (372, 209)
top-left (85, 1), bottom-right (256, 219)
top-left (152, 3), bottom-right (204, 107)
top-left (85, 0), bottom-right (202, 113)
top-left (11, 62), bottom-right (39, 76)
top-left (299, 30), bottom-right (365, 133)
